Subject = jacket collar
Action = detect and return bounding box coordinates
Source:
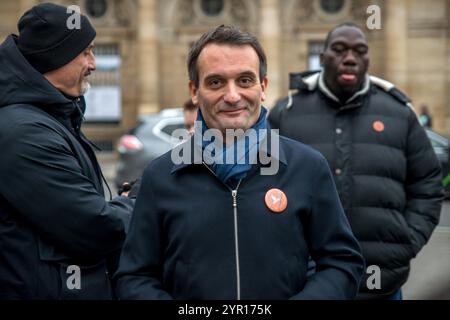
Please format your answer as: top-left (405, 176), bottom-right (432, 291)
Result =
top-left (170, 130), bottom-right (287, 174)
top-left (318, 71), bottom-right (370, 105)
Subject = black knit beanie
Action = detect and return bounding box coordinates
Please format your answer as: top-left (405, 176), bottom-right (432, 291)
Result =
top-left (17, 3), bottom-right (96, 74)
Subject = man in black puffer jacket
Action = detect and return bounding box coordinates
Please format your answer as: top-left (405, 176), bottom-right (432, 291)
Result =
top-left (0, 3), bottom-right (136, 299)
top-left (269, 22), bottom-right (443, 299)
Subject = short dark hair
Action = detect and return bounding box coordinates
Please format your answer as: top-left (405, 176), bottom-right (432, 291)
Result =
top-left (323, 22), bottom-right (364, 51)
top-left (187, 25), bottom-right (267, 87)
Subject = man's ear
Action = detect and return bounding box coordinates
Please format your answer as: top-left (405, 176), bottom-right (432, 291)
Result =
top-left (260, 77), bottom-right (268, 101)
top-left (189, 80), bottom-right (198, 105)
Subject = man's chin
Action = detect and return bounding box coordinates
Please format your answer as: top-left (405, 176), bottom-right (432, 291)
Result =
top-left (337, 81), bottom-right (362, 96)
top-left (80, 82), bottom-right (91, 96)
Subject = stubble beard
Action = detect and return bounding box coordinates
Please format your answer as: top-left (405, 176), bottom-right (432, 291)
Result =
top-left (80, 81), bottom-right (91, 96)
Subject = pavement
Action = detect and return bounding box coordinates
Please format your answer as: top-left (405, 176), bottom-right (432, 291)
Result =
top-left (403, 227), bottom-right (450, 299)
top-left (96, 151), bottom-right (450, 300)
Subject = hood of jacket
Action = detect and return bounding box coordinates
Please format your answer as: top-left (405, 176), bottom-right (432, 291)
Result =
top-left (0, 35), bottom-right (84, 121)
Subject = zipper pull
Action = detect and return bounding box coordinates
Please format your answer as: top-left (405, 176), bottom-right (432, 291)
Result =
top-left (232, 190), bottom-right (237, 208)
top-left (73, 98), bottom-right (86, 122)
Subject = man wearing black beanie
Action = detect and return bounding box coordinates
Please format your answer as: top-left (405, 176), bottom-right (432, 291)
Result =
top-left (0, 3), bottom-right (137, 299)
top-left (17, 3), bottom-right (96, 75)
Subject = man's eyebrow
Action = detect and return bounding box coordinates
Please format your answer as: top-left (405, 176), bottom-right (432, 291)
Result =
top-left (238, 71), bottom-right (257, 77)
top-left (205, 71), bottom-right (256, 78)
top-left (331, 39), bottom-right (368, 47)
top-left (202, 71), bottom-right (257, 83)
top-left (204, 73), bottom-right (222, 79)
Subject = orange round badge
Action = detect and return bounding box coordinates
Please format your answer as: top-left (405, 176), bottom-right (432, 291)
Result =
top-left (265, 189), bottom-right (288, 213)
top-left (373, 121), bottom-right (385, 132)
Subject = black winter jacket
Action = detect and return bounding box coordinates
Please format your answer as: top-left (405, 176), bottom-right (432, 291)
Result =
top-left (115, 134), bottom-right (365, 299)
top-left (0, 35), bottom-right (134, 299)
top-left (269, 71), bottom-right (443, 299)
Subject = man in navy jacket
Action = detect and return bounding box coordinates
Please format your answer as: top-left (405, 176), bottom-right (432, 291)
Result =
top-left (115, 25), bottom-right (364, 300)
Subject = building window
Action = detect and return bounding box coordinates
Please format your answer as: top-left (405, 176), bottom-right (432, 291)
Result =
top-left (308, 41), bottom-right (324, 71)
top-left (320, 0), bottom-right (345, 14)
top-left (201, 0), bottom-right (224, 16)
top-left (84, 44), bottom-right (122, 123)
top-left (85, 0), bottom-right (108, 18)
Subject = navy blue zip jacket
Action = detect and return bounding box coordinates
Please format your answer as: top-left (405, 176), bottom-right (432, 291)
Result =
top-left (115, 132), bottom-right (364, 299)
top-left (0, 35), bottom-right (134, 299)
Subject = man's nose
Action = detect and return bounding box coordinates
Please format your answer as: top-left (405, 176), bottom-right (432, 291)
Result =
top-left (223, 83), bottom-right (241, 104)
top-left (342, 50), bottom-right (357, 65)
top-left (89, 56), bottom-right (97, 71)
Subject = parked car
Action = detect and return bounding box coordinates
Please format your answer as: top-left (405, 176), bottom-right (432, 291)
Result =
top-left (115, 113), bottom-right (450, 197)
top-left (426, 129), bottom-right (450, 197)
top-left (115, 108), bottom-right (186, 187)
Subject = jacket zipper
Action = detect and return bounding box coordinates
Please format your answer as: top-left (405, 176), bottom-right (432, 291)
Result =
top-left (72, 98), bottom-right (111, 199)
top-left (231, 182), bottom-right (242, 300)
top-left (202, 162), bottom-right (242, 300)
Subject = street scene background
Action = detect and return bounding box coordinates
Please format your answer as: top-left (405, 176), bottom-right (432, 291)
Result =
top-left (1, 0), bottom-right (449, 299)
top-left (3, 0), bottom-right (450, 145)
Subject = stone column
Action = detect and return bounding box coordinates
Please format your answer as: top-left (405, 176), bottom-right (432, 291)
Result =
top-left (137, 0), bottom-right (159, 115)
top-left (259, 0), bottom-right (281, 109)
top-left (19, 0), bottom-right (36, 15)
top-left (384, 0), bottom-right (408, 93)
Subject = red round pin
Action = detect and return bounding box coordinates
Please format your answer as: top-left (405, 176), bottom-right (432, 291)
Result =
top-left (373, 121), bottom-right (385, 132)
top-left (265, 188), bottom-right (288, 213)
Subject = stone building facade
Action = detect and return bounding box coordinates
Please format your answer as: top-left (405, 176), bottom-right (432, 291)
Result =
top-left (1, 0), bottom-right (449, 146)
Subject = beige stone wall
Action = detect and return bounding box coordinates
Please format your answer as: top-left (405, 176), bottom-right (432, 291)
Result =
top-left (156, 0), bottom-right (261, 109)
top-left (259, 0), bottom-right (281, 107)
top-left (159, 41), bottom-right (191, 108)
top-left (0, 1), bottom-right (21, 39)
top-left (406, 0), bottom-right (449, 134)
top-left (1, 0), bottom-right (449, 142)
top-left (136, 0), bottom-right (159, 116)
top-left (384, 0), bottom-right (409, 93)
top-left (408, 38), bottom-right (448, 132)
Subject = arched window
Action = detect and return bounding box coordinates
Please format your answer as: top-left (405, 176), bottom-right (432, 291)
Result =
top-left (200, 0), bottom-right (224, 16)
top-left (85, 0), bottom-right (108, 18)
top-left (320, 0), bottom-right (345, 14)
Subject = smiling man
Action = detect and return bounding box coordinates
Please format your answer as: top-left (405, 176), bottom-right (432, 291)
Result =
top-left (269, 22), bottom-right (443, 300)
top-left (189, 42), bottom-right (267, 138)
top-left (115, 25), bottom-right (364, 300)
top-left (0, 3), bottom-right (135, 299)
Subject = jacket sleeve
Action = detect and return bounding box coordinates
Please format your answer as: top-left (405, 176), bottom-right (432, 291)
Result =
top-left (114, 163), bottom-right (173, 299)
top-left (403, 110), bottom-right (443, 256)
top-left (290, 156), bottom-right (365, 300)
top-left (0, 121), bottom-right (133, 260)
